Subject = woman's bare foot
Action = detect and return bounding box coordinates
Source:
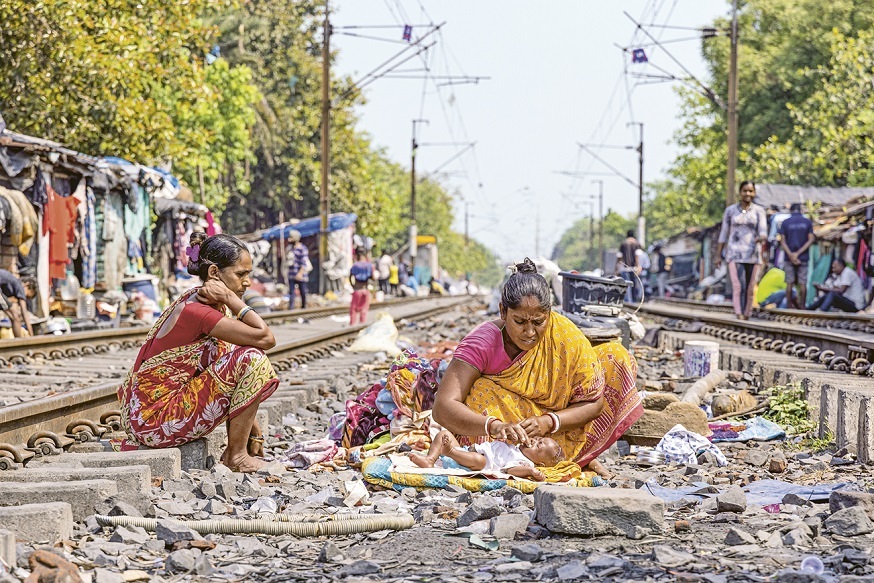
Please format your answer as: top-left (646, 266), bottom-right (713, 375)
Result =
top-left (584, 459), bottom-right (613, 479)
top-left (223, 451), bottom-right (268, 473)
top-left (409, 452), bottom-right (436, 468)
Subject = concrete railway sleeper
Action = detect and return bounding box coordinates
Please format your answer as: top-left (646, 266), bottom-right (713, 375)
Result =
top-left (639, 305), bottom-right (874, 377)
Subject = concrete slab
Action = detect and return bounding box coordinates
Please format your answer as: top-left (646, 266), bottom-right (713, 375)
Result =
top-left (0, 479), bottom-right (116, 521)
top-left (0, 464), bottom-right (151, 495)
top-left (178, 431), bottom-right (225, 472)
top-left (51, 449), bottom-right (181, 480)
top-left (0, 503), bottom-right (73, 543)
top-left (534, 485), bottom-right (664, 537)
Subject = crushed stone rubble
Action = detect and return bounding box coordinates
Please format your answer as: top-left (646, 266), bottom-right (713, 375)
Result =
top-left (4, 314), bottom-right (874, 582)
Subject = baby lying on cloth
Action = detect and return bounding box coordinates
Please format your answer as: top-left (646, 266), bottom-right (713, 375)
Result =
top-left (409, 429), bottom-right (564, 481)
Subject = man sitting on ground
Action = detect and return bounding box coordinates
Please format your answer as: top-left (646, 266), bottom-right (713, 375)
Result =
top-left (809, 258), bottom-right (866, 313)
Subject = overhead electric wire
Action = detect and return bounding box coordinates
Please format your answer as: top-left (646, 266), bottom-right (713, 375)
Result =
top-left (623, 9), bottom-right (725, 109)
top-left (563, 0), bottom-right (660, 195)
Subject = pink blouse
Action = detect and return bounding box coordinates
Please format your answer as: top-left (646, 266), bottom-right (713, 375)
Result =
top-left (453, 319), bottom-right (594, 403)
top-left (452, 321), bottom-right (526, 375)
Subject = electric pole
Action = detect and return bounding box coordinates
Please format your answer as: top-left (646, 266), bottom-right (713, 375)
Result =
top-left (318, 2), bottom-right (331, 295)
top-left (726, 0), bottom-right (739, 207)
top-left (410, 119), bottom-right (428, 271)
top-left (593, 180), bottom-right (604, 271)
top-left (589, 207), bottom-right (594, 262)
top-left (629, 122), bottom-right (645, 247)
top-left (464, 202), bottom-right (469, 246)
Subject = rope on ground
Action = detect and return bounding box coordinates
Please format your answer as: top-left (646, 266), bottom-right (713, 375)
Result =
top-left (95, 513), bottom-right (415, 536)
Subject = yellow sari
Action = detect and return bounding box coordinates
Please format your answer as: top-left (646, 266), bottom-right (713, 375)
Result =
top-left (461, 312), bottom-right (642, 467)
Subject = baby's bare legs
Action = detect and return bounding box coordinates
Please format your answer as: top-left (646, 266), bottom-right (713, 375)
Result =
top-left (409, 430), bottom-right (488, 471)
top-left (409, 430), bottom-right (456, 468)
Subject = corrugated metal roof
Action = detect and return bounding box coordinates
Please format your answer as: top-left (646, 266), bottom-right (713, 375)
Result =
top-left (755, 183), bottom-right (874, 208)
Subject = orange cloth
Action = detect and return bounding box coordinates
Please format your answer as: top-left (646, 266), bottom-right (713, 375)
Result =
top-left (46, 185), bottom-right (78, 279)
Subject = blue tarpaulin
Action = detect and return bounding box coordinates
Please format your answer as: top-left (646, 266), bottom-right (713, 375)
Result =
top-left (261, 213), bottom-right (357, 241)
top-left (641, 478), bottom-right (854, 507)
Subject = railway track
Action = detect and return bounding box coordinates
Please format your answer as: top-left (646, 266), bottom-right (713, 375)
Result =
top-left (636, 298), bottom-right (874, 377)
top-left (0, 297), bottom-right (427, 408)
top-left (0, 295), bottom-right (470, 470)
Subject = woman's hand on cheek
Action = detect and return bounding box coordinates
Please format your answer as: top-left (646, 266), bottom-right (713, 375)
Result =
top-left (197, 279), bottom-right (231, 306)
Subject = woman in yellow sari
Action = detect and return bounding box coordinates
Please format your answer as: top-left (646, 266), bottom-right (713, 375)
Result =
top-left (432, 258), bottom-right (642, 476)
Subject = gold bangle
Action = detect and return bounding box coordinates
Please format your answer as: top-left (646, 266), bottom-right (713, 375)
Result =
top-left (248, 435), bottom-right (264, 443)
top-left (237, 306), bottom-right (253, 320)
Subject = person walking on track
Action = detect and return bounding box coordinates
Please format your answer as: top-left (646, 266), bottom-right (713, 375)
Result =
top-left (716, 181), bottom-right (767, 320)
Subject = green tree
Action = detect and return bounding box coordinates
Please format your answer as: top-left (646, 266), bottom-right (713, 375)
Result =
top-left (552, 210), bottom-right (636, 271)
top-left (652, 0), bottom-right (874, 239)
top-left (0, 0), bottom-right (258, 211)
top-left (752, 29), bottom-right (874, 186)
top-left (213, 0), bottom-right (382, 233)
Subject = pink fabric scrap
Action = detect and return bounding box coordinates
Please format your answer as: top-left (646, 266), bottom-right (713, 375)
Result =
top-left (283, 438), bottom-right (338, 469)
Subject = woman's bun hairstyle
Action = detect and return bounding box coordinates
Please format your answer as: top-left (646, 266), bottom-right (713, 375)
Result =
top-left (186, 232), bottom-right (247, 280)
top-left (502, 257), bottom-right (551, 311)
top-left (514, 257), bottom-right (538, 275)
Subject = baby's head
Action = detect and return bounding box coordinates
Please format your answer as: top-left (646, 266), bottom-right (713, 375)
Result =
top-left (519, 436), bottom-right (565, 466)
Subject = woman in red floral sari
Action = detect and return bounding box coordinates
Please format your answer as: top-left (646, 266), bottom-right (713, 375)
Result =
top-left (118, 232), bottom-right (279, 472)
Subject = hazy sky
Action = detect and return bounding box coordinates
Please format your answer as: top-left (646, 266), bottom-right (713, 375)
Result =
top-left (332, 0), bottom-right (729, 261)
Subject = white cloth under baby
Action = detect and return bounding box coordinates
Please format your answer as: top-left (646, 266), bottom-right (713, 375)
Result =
top-left (471, 441), bottom-right (534, 472)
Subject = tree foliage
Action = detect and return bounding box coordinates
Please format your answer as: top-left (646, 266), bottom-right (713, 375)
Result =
top-left (551, 210), bottom-right (636, 272)
top-left (752, 29), bottom-right (874, 186)
top-left (0, 0), bottom-right (495, 278)
top-left (0, 0), bottom-right (258, 211)
top-left (636, 0), bottom-right (874, 245)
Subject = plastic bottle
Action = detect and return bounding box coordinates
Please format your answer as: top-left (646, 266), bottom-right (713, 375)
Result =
top-left (77, 292), bottom-right (95, 319)
top-left (59, 272), bottom-right (81, 301)
top-left (800, 556), bottom-right (824, 575)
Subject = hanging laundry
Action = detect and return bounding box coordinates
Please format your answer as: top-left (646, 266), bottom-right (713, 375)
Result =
top-left (25, 167), bottom-right (48, 211)
top-left (45, 185), bottom-right (78, 280)
top-left (205, 210), bottom-right (221, 236)
top-left (0, 187), bottom-right (23, 249)
top-left (124, 185), bottom-right (150, 274)
top-left (72, 181), bottom-right (97, 289)
top-left (632, 48), bottom-right (648, 63)
top-left (402, 25), bottom-right (413, 41)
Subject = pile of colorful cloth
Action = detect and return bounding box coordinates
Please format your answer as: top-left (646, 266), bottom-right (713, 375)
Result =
top-left (336, 349), bottom-right (446, 450)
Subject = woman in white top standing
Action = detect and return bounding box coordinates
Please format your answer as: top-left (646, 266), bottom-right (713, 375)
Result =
top-left (715, 181), bottom-right (768, 320)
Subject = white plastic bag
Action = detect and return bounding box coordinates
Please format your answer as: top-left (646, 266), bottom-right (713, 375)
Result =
top-left (347, 311), bottom-right (401, 356)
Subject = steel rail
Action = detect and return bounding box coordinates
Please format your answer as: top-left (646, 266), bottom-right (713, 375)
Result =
top-left (0, 297), bottom-right (423, 364)
top-left (643, 297), bottom-right (874, 334)
top-left (0, 296), bottom-right (472, 468)
top-left (636, 300), bottom-right (874, 378)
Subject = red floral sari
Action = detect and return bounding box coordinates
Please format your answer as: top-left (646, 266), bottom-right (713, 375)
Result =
top-left (117, 288), bottom-right (279, 449)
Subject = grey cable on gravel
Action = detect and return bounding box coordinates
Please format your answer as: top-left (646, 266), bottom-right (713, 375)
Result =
top-left (96, 513), bottom-right (415, 536)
